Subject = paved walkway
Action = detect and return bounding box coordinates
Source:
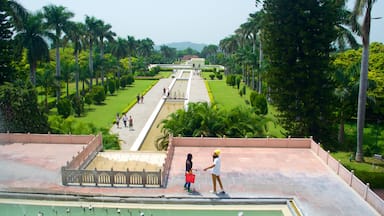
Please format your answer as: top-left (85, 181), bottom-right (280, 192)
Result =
top-left (110, 70), bottom-right (210, 151)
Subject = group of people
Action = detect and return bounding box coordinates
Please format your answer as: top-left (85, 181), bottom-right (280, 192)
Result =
top-left (136, 94), bottom-right (144, 104)
top-left (184, 149), bottom-right (225, 194)
top-left (115, 113), bottom-right (133, 130)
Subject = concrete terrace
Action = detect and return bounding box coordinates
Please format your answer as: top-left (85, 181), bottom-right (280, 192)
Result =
top-left (0, 70), bottom-right (383, 216)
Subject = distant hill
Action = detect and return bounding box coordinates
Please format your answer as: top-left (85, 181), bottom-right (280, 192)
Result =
top-left (155, 42), bottom-right (208, 52)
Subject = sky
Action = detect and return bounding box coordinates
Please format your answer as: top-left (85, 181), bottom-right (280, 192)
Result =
top-left (16, 0), bottom-right (383, 46)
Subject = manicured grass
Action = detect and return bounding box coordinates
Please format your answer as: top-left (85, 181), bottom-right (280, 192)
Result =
top-left (331, 151), bottom-right (384, 188)
top-left (207, 80), bottom-right (249, 110)
top-left (77, 80), bottom-right (157, 128)
top-left (205, 74), bottom-right (285, 138)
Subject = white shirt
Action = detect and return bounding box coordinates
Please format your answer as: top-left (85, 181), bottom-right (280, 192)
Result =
top-left (212, 157), bottom-right (221, 176)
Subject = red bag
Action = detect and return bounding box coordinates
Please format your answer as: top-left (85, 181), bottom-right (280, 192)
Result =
top-left (185, 173), bottom-right (195, 183)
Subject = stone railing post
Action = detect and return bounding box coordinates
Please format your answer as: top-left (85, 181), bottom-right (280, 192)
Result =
top-left (110, 168), bottom-right (114, 187)
top-left (126, 168), bottom-right (130, 186)
top-left (142, 169), bottom-right (147, 187)
top-left (364, 183), bottom-right (370, 200)
top-left (94, 168), bottom-right (98, 187)
top-left (349, 170), bottom-right (354, 186)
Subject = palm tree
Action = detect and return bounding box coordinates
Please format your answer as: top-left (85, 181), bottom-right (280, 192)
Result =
top-left (43, 5), bottom-right (74, 102)
top-left (351, 0), bottom-right (377, 162)
top-left (84, 15), bottom-right (100, 89)
top-left (14, 12), bottom-right (50, 85)
top-left (3, 0), bottom-right (27, 29)
top-left (333, 65), bottom-right (359, 145)
top-left (64, 21), bottom-right (85, 96)
top-left (37, 63), bottom-right (56, 112)
top-left (111, 37), bottom-right (128, 78)
top-left (137, 38), bottom-right (154, 58)
top-left (334, 8), bottom-right (359, 50)
top-left (126, 35), bottom-right (136, 74)
top-left (95, 20), bottom-right (115, 86)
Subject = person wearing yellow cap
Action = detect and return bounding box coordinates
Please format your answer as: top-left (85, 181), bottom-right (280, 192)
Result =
top-left (204, 149), bottom-right (225, 194)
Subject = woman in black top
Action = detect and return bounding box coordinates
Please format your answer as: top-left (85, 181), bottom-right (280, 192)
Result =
top-left (184, 153), bottom-right (193, 192)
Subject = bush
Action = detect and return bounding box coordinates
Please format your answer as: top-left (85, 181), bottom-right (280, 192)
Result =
top-left (84, 93), bottom-right (93, 107)
top-left (250, 92), bottom-right (268, 115)
top-left (209, 74), bottom-right (215, 80)
top-left (236, 76), bottom-right (241, 89)
top-left (57, 98), bottom-right (72, 118)
top-left (120, 76), bottom-right (127, 88)
top-left (126, 74), bottom-right (134, 85)
top-left (71, 95), bottom-right (84, 117)
top-left (107, 79), bottom-right (116, 95)
top-left (226, 75), bottom-right (236, 86)
top-left (216, 73), bottom-right (223, 80)
top-left (91, 86), bottom-right (106, 104)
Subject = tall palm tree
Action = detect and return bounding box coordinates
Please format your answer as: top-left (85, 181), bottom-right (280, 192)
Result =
top-left (43, 5), bottom-right (74, 102)
top-left (3, 0), bottom-right (27, 29)
top-left (351, 0), bottom-right (377, 162)
top-left (95, 20), bottom-right (115, 86)
top-left (84, 15), bottom-right (100, 90)
top-left (14, 12), bottom-right (50, 85)
top-left (126, 35), bottom-right (136, 74)
top-left (64, 21), bottom-right (85, 96)
top-left (137, 38), bottom-right (154, 58)
top-left (111, 37), bottom-right (128, 78)
top-left (335, 8), bottom-right (359, 50)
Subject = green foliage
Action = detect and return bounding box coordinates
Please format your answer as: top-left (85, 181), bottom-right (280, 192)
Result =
top-left (226, 74), bottom-right (237, 86)
top-left (84, 92), bottom-right (93, 107)
top-left (236, 76), bottom-right (241, 89)
top-left (0, 6), bottom-right (14, 84)
top-left (91, 85), bottom-right (106, 104)
top-left (216, 73), bottom-right (223, 80)
top-left (101, 128), bottom-right (120, 150)
top-left (0, 81), bottom-right (49, 133)
top-left (262, 0), bottom-right (341, 147)
top-left (250, 92), bottom-right (268, 115)
top-left (159, 102), bottom-right (273, 146)
top-left (209, 74), bottom-right (215, 80)
top-left (332, 152), bottom-right (384, 188)
top-left (71, 95), bottom-right (84, 117)
top-left (107, 78), bottom-right (116, 95)
top-left (57, 98), bottom-right (72, 118)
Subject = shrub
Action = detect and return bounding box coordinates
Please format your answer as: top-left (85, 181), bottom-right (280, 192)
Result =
top-left (226, 75), bottom-right (236, 86)
top-left (84, 93), bottom-right (93, 107)
top-left (250, 92), bottom-right (268, 115)
top-left (107, 79), bottom-right (116, 95)
top-left (236, 76), bottom-right (241, 89)
top-left (57, 98), bottom-right (72, 118)
top-left (91, 86), bottom-right (106, 104)
top-left (71, 95), bottom-right (84, 117)
top-left (216, 73), bottom-right (223, 80)
top-left (209, 74), bottom-right (215, 80)
top-left (126, 74), bottom-right (134, 85)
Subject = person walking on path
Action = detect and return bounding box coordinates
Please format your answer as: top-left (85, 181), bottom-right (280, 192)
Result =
top-left (184, 153), bottom-right (193, 193)
top-left (204, 149), bottom-right (225, 194)
top-left (122, 114), bottom-right (128, 128)
top-left (128, 115), bottom-right (133, 130)
top-left (115, 113), bottom-right (120, 128)
top-left (136, 94), bottom-right (140, 104)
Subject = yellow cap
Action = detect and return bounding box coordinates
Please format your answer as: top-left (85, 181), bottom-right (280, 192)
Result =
top-left (214, 149), bottom-right (221, 155)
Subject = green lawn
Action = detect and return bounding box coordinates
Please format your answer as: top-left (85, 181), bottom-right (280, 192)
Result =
top-left (205, 76), bottom-right (285, 138)
top-left (77, 80), bottom-right (157, 128)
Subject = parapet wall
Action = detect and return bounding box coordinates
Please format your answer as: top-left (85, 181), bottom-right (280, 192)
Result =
top-left (0, 132), bottom-right (94, 145)
top-left (171, 136), bottom-right (311, 148)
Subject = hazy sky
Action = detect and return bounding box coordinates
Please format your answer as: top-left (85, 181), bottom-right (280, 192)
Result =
top-left (16, 0), bottom-right (383, 45)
